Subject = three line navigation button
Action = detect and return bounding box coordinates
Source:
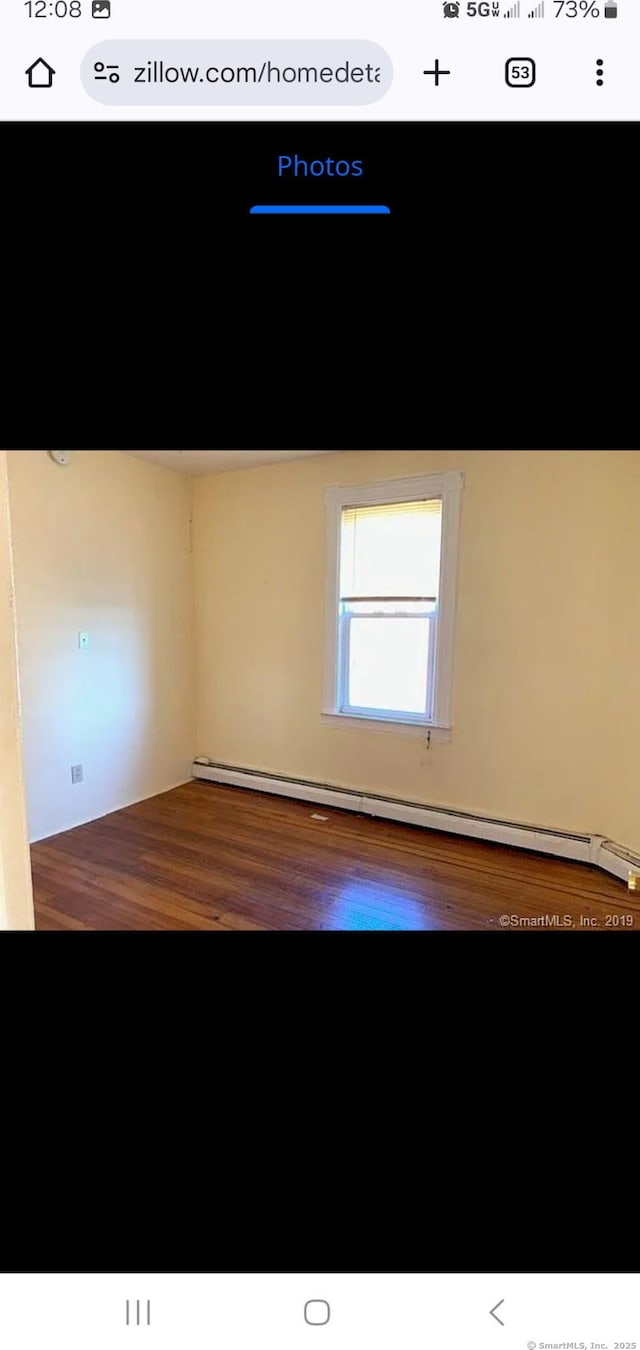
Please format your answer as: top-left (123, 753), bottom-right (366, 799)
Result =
top-left (126, 1301), bottom-right (151, 1327)
top-left (490, 1300), bottom-right (505, 1327)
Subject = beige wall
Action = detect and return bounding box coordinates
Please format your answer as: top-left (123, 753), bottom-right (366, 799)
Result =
top-left (193, 449), bottom-right (640, 854)
top-left (8, 450), bottom-right (195, 843)
top-left (0, 452), bottom-right (35, 930)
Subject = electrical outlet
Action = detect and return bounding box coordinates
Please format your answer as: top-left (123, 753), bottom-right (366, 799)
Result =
top-left (628, 873), bottom-right (640, 892)
top-left (78, 632), bottom-right (90, 650)
top-left (71, 765), bottom-right (84, 785)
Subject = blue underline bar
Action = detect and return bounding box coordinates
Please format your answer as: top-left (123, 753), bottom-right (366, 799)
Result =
top-left (250, 204), bottom-right (391, 215)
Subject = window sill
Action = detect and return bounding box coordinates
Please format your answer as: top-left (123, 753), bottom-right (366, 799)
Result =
top-left (321, 711), bottom-right (452, 742)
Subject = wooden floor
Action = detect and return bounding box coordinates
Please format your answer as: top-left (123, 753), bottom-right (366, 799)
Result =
top-left (31, 781), bottom-right (634, 932)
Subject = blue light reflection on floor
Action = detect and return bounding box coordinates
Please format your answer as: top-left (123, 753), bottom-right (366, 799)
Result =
top-left (327, 882), bottom-right (434, 931)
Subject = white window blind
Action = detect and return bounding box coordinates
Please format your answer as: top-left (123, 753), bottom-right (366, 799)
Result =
top-left (340, 499), bottom-right (443, 602)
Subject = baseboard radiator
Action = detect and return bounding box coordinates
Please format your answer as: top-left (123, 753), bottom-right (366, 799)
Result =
top-left (192, 758), bottom-right (640, 888)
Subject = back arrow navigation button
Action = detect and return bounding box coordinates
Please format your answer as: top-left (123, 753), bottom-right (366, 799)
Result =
top-left (490, 1301), bottom-right (505, 1327)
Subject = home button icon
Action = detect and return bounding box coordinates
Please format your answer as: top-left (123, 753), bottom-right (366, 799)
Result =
top-left (305, 1301), bottom-right (331, 1326)
top-left (26, 58), bottom-right (56, 88)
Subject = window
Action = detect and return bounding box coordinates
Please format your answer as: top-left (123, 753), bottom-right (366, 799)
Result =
top-left (324, 472), bottom-right (463, 732)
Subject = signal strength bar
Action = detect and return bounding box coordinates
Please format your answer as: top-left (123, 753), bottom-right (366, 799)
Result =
top-left (528, 0), bottom-right (544, 13)
top-left (504, 1), bottom-right (521, 14)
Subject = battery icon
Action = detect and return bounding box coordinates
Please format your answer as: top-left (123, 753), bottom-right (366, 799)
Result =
top-left (604, 0), bottom-right (617, 14)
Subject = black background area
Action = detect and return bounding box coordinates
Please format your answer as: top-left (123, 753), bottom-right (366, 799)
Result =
top-left (3, 121), bottom-right (635, 449)
top-left (1, 937), bottom-right (637, 1272)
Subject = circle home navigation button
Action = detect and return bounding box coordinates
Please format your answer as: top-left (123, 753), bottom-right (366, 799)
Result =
top-left (305, 1301), bottom-right (331, 1326)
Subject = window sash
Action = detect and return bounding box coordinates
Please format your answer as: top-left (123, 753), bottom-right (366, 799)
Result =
top-left (338, 606), bottom-right (439, 722)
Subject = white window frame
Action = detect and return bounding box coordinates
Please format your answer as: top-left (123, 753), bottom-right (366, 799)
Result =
top-left (323, 471), bottom-right (464, 736)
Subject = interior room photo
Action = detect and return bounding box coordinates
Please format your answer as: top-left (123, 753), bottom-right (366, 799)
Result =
top-left (1, 448), bottom-right (638, 933)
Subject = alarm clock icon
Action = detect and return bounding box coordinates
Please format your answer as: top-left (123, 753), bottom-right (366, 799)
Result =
top-left (443, 1), bottom-right (460, 14)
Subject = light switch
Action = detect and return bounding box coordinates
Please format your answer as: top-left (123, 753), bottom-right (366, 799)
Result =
top-left (78, 632), bottom-right (90, 650)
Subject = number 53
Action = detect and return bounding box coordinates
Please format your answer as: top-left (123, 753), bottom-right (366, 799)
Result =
top-left (506, 58), bottom-right (536, 85)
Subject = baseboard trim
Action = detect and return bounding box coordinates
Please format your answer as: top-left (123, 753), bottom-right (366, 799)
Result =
top-left (192, 759), bottom-right (640, 887)
top-left (595, 840), bottom-right (640, 885)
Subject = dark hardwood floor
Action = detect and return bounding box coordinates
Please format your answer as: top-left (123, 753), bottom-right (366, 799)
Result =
top-left (31, 781), bottom-right (634, 931)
